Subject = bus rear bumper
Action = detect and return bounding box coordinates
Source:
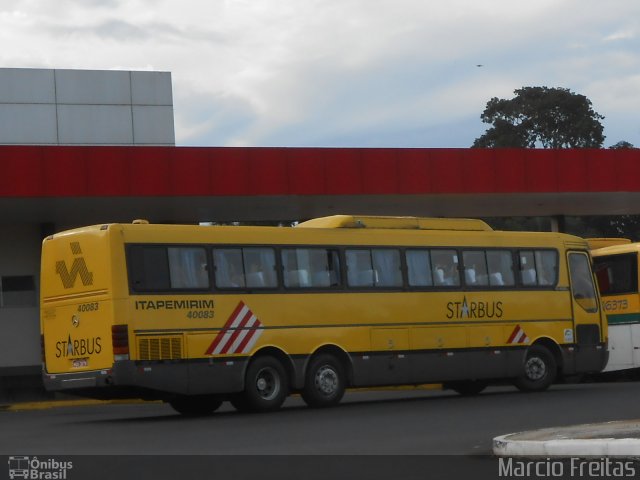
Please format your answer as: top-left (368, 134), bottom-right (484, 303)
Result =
top-left (43, 359), bottom-right (248, 398)
top-left (43, 368), bottom-right (112, 391)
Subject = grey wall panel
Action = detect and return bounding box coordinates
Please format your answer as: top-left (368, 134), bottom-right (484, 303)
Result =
top-left (0, 68), bottom-right (175, 146)
top-left (131, 71), bottom-right (173, 105)
top-left (57, 105), bottom-right (134, 144)
top-left (0, 225), bottom-right (42, 369)
top-left (55, 69), bottom-right (131, 105)
top-left (0, 68), bottom-right (55, 104)
top-left (133, 105), bottom-right (176, 145)
top-left (0, 309), bottom-right (40, 367)
top-left (0, 104), bottom-right (58, 144)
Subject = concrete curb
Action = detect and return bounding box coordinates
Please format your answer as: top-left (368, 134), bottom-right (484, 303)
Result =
top-left (0, 398), bottom-right (159, 412)
top-left (0, 384), bottom-right (443, 412)
top-left (493, 420), bottom-right (640, 458)
top-left (351, 383), bottom-right (443, 392)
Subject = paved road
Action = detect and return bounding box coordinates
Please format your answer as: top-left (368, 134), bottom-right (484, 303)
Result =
top-left (1, 382), bottom-right (639, 455)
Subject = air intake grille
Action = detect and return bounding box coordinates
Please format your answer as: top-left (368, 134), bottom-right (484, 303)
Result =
top-left (138, 337), bottom-right (183, 360)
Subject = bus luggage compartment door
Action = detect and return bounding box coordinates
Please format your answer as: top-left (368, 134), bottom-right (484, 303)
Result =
top-left (361, 328), bottom-right (410, 386)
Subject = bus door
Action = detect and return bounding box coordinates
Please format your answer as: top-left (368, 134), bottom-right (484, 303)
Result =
top-left (567, 251), bottom-right (606, 371)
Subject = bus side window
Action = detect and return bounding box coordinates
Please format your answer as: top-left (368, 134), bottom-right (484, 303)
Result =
top-left (431, 250), bottom-right (460, 287)
top-left (372, 249), bottom-right (402, 287)
top-left (346, 249), bottom-right (402, 288)
top-left (406, 250), bottom-right (433, 287)
top-left (213, 248), bottom-right (245, 288)
top-left (168, 247), bottom-right (209, 289)
top-left (282, 248), bottom-right (341, 289)
top-left (487, 250), bottom-right (515, 287)
top-left (326, 250), bottom-right (342, 287)
top-left (282, 249), bottom-right (307, 288)
top-left (519, 251), bottom-right (537, 286)
top-left (243, 248), bottom-right (277, 288)
top-left (535, 250), bottom-right (557, 286)
top-left (346, 249), bottom-right (375, 287)
top-left (128, 246), bottom-right (171, 291)
top-left (462, 251), bottom-right (488, 286)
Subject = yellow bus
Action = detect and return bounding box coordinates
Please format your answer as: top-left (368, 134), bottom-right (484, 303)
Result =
top-left (590, 239), bottom-right (640, 372)
top-left (40, 215), bottom-right (608, 414)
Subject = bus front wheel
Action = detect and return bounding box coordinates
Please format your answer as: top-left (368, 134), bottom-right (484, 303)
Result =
top-left (514, 345), bottom-right (557, 392)
top-left (234, 356), bottom-right (289, 413)
top-left (302, 354), bottom-right (346, 408)
top-left (169, 395), bottom-right (222, 416)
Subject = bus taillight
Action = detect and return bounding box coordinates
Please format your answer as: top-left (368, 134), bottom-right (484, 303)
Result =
top-left (112, 324), bottom-right (130, 361)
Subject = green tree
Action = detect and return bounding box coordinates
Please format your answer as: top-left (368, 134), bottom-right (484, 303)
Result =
top-left (473, 86), bottom-right (605, 148)
top-left (609, 140), bottom-right (635, 149)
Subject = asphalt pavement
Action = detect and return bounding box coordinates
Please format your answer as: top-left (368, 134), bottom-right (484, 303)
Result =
top-left (5, 386), bottom-right (640, 458)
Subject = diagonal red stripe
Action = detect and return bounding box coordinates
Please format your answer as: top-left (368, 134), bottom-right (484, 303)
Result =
top-left (204, 301), bottom-right (246, 355)
top-left (507, 325), bottom-right (521, 344)
top-left (219, 310), bottom-right (254, 354)
top-left (236, 319), bottom-right (263, 353)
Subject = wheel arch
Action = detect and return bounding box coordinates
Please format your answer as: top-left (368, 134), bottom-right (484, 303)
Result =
top-left (306, 344), bottom-right (354, 388)
top-left (248, 346), bottom-right (296, 389)
top-left (531, 336), bottom-right (563, 375)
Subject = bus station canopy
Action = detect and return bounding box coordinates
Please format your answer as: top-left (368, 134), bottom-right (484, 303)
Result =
top-left (1, 145), bottom-right (639, 224)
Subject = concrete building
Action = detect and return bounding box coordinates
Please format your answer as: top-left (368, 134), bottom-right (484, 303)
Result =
top-left (0, 68), bottom-right (174, 146)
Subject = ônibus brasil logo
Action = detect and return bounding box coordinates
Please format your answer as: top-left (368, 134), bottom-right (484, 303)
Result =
top-left (55, 242), bottom-right (93, 289)
top-left (8, 456), bottom-right (73, 479)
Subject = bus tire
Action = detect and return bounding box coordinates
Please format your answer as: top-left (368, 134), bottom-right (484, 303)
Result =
top-left (301, 354), bottom-right (346, 408)
top-left (514, 345), bottom-right (557, 392)
top-left (169, 395), bottom-right (222, 416)
top-left (237, 356), bottom-right (289, 412)
top-left (444, 380), bottom-right (488, 396)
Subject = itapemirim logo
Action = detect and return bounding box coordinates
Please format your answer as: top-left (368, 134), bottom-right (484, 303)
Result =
top-left (55, 242), bottom-right (93, 289)
top-left (8, 456), bottom-right (73, 479)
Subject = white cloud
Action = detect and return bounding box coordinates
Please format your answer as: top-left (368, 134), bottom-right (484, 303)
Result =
top-left (603, 29), bottom-right (637, 42)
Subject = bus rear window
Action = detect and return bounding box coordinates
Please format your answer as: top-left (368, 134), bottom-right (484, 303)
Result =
top-left (594, 253), bottom-right (638, 296)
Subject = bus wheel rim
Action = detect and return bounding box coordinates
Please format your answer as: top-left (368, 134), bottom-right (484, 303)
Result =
top-left (525, 356), bottom-right (546, 380)
top-left (315, 365), bottom-right (338, 395)
top-left (255, 366), bottom-right (280, 400)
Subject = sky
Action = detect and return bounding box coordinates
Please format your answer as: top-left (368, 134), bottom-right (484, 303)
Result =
top-left (1, 0), bottom-right (639, 148)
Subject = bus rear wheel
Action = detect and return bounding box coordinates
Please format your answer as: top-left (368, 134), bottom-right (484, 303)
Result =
top-left (234, 356), bottom-right (289, 413)
top-left (302, 354), bottom-right (346, 408)
top-left (169, 395), bottom-right (222, 416)
top-left (514, 344), bottom-right (557, 392)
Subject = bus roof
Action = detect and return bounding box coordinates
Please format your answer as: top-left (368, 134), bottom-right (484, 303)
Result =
top-left (586, 238), bottom-right (632, 250)
top-left (46, 216), bottom-right (587, 250)
top-left (296, 215), bottom-right (493, 231)
top-left (591, 241), bottom-right (640, 257)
